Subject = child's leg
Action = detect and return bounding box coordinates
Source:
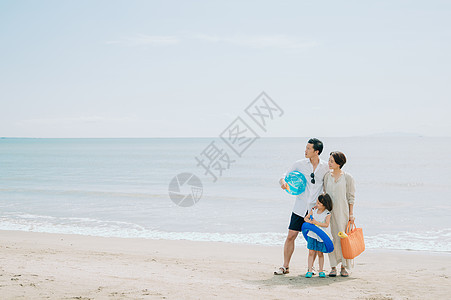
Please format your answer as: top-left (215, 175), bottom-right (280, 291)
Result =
top-left (307, 250), bottom-right (316, 272)
top-left (317, 251), bottom-right (324, 272)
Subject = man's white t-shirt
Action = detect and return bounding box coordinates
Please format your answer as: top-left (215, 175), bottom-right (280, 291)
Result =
top-left (284, 158), bottom-right (329, 217)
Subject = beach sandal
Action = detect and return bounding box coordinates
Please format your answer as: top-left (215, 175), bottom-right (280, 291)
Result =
top-left (340, 267), bottom-right (349, 277)
top-left (329, 268), bottom-right (337, 277)
top-left (319, 272), bottom-right (326, 278)
top-left (274, 266), bottom-right (289, 275)
top-left (305, 272), bottom-right (313, 278)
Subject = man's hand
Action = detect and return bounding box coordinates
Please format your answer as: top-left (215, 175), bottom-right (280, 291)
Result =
top-left (280, 179), bottom-right (288, 190)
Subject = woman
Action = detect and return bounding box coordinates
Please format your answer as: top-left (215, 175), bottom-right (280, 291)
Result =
top-left (324, 151), bottom-right (356, 277)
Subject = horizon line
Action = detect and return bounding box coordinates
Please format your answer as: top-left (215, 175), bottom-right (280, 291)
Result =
top-left (1, 135), bottom-right (445, 139)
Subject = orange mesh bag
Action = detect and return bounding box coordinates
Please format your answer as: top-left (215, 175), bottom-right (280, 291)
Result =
top-left (340, 221), bottom-right (365, 259)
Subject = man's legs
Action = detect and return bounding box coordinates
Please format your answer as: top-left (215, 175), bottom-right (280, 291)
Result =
top-left (275, 212), bottom-right (306, 274)
top-left (283, 229), bottom-right (299, 269)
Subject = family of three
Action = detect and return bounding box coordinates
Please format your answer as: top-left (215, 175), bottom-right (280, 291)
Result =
top-left (275, 138), bottom-right (356, 278)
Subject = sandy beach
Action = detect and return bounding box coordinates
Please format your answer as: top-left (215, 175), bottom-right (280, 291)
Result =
top-left (0, 230), bottom-right (449, 299)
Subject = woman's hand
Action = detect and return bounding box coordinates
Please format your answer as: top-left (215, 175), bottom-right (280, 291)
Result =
top-left (349, 215), bottom-right (355, 223)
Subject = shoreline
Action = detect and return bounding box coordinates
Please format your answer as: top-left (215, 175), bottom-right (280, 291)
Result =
top-left (2, 227), bottom-right (450, 255)
top-left (1, 230), bottom-right (450, 299)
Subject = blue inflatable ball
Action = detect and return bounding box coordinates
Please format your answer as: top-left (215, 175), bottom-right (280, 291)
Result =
top-left (284, 171), bottom-right (307, 195)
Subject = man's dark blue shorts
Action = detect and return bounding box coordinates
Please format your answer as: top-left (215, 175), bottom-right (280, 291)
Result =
top-left (288, 212), bottom-right (306, 232)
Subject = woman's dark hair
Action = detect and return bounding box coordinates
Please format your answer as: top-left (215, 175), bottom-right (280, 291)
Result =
top-left (318, 193), bottom-right (333, 211)
top-left (330, 151), bottom-right (347, 169)
top-left (308, 138), bottom-right (323, 155)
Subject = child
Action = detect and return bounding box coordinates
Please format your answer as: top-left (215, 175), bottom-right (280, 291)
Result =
top-left (304, 193), bottom-right (333, 278)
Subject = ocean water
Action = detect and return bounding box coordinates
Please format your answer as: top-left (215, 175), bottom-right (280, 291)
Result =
top-left (1, 137), bottom-right (450, 253)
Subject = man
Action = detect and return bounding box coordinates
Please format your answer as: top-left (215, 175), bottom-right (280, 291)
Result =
top-left (274, 138), bottom-right (329, 275)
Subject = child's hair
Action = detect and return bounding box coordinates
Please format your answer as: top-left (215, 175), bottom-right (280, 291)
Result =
top-left (318, 193), bottom-right (333, 211)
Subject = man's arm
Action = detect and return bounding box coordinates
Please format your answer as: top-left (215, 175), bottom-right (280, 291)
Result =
top-left (279, 161), bottom-right (300, 189)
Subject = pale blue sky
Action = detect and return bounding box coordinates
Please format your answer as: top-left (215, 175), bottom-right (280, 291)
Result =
top-left (1, 0), bottom-right (450, 137)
